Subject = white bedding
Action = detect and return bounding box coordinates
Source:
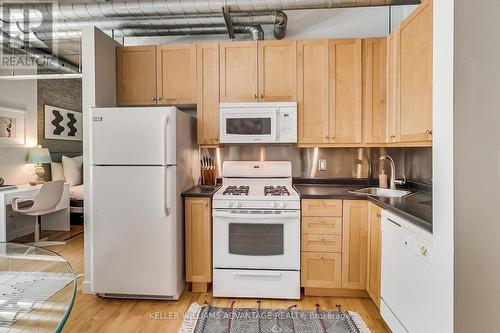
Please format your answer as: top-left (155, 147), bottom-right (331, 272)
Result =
top-left (70, 184), bottom-right (85, 201)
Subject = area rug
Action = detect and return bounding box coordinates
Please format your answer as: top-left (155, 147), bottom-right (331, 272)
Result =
top-left (179, 302), bottom-right (371, 333)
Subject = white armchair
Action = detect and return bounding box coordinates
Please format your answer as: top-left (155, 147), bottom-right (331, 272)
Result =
top-left (11, 180), bottom-right (65, 247)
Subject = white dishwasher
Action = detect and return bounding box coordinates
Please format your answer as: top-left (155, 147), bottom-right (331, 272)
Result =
top-left (380, 210), bottom-right (433, 333)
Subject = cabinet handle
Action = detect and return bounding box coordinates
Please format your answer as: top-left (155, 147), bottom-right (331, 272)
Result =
top-left (215, 137), bottom-right (218, 142)
top-left (325, 135), bottom-right (328, 140)
top-left (321, 219), bottom-right (326, 224)
top-left (258, 94), bottom-right (263, 98)
top-left (203, 202), bottom-right (208, 206)
top-left (152, 97), bottom-right (156, 101)
top-left (330, 136), bottom-right (335, 139)
top-left (253, 94), bottom-right (258, 98)
top-left (320, 236), bottom-right (324, 241)
top-left (426, 129), bottom-right (433, 135)
top-left (319, 255), bottom-right (324, 260)
top-left (377, 213), bottom-right (381, 218)
top-left (158, 97), bottom-right (162, 101)
top-left (390, 135), bottom-right (396, 139)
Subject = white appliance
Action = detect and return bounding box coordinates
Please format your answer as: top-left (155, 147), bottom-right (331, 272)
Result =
top-left (380, 210), bottom-right (434, 333)
top-left (212, 161), bottom-right (301, 299)
top-left (219, 102), bottom-right (297, 144)
top-left (90, 107), bottom-right (197, 300)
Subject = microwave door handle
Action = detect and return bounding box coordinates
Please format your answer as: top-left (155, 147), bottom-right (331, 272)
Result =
top-left (271, 109), bottom-right (277, 142)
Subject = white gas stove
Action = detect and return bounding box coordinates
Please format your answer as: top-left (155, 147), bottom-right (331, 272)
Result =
top-left (212, 161), bottom-right (301, 300)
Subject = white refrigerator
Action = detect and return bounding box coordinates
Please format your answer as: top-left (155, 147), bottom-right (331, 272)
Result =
top-left (90, 107), bottom-right (197, 300)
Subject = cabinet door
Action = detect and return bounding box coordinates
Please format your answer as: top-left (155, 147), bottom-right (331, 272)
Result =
top-left (398, 0), bottom-right (433, 142)
top-left (367, 202), bottom-right (382, 308)
top-left (197, 43), bottom-right (220, 145)
top-left (220, 42), bottom-right (258, 102)
top-left (185, 198), bottom-right (212, 283)
top-left (116, 45), bottom-right (157, 106)
top-left (363, 38), bottom-right (387, 144)
top-left (297, 40), bottom-right (329, 144)
top-left (257, 40), bottom-right (297, 102)
top-left (386, 31), bottom-right (400, 143)
top-left (301, 252), bottom-right (342, 288)
top-left (157, 44), bottom-right (196, 105)
top-left (328, 39), bottom-right (362, 144)
top-left (342, 200), bottom-right (368, 289)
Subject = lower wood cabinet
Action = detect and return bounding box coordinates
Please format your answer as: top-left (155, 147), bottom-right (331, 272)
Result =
top-left (184, 197), bottom-right (212, 292)
top-left (367, 202), bottom-right (382, 308)
top-left (301, 252), bottom-right (342, 288)
top-left (342, 200), bottom-right (369, 290)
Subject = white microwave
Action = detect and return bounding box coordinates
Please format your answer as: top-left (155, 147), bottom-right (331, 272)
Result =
top-left (219, 102), bottom-right (297, 144)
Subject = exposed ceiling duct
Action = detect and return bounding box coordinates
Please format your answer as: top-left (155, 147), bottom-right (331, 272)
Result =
top-left (0, 31), bottom-right (79, 74)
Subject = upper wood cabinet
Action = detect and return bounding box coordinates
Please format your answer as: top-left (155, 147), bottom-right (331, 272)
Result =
top-left (258, 40), bottom-right (297, 102)
top-left (220, 41), bottom-right (297, 103)
top-left (367, 202), bottom-right (382, 309)
top-left (386, 31), bottom-right (400, 143)
top-left (298, 40), bottom-right (329, 144)
top-left (219, 42), bottom-right (258, 102)
top-left (342, 200), bottom-right (368, 290)
top-left (185, 197), bottom-right (212, 286)
top-left (397, 0), bottom-right (433, 142)
top-left (157, 44), bottom-right (196, 105)
top-left (116, 45), bottom-right (157, 106)
top-left (328, 39), bottom-right (362, 144)
top-left (197, 43), bottom-right (220, 145)
top-left (363, 38), bottom-right (387, 144)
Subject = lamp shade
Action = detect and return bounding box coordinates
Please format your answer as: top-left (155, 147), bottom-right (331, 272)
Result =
top-left (27, 147), bottom-right (52, 164)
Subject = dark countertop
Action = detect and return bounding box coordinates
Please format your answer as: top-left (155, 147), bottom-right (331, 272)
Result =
top-left (182, 185), bottom-right (220, 198)
top-left (293, 182), bottom-right (432, 233)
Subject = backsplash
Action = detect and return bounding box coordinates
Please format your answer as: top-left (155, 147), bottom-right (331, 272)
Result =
top-left (202, 146), bottom-right (432, 185)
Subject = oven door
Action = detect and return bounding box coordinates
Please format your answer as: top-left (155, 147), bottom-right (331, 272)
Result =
top-left (213, 209), bottom-right (300, 270)
top-left (219, 108), bottom-right (277, 143)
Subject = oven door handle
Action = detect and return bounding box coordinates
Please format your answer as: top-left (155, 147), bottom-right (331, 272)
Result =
top-left (232, 271), bottom-right (282, 278)
top-left (212, 210), bottom-right (299, 219)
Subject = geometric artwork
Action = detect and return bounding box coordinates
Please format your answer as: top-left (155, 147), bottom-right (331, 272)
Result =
top-left (0, 107), bottom-right (26, 145)
top-left (44, 105), bottom-right (83, 141)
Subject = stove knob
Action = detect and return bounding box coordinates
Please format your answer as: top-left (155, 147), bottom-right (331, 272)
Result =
top-left (226, 201), bottom-right (233, 208)
top-left (281, 202), bottom-right (287, 209)
top-left (273, 202), bottom-right (279, 209)
top-left (236, 201), bottom-right (242, 208)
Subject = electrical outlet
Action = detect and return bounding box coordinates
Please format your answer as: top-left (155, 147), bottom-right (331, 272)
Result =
top-left (319, 159), bottom-right (327, 171)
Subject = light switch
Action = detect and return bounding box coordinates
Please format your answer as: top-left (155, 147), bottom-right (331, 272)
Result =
top-left (319, 159), bottom-right (327, 171)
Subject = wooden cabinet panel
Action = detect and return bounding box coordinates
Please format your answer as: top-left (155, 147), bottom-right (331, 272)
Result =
top-left (341, 200), bottom-right (368, 289)
top-left (298, 40), bottom-right (329, 144)
top-left (116, 45), bottom-right (157, 106)
top-left (197, 43), bottom-right (220, 145)
top-left (258, 40), bottom-right (297, 102)
top-left (363, 38), bottom-right (387, 144)
top-left (220, 42), bottom-right (258, 102)
top-left (398, 0), bottom-right (433, 142)
top-left (386, 31), bottom-right (399, 143)
top-left (302, 216), bottom-right (342, 235)
top-left (367, 202), bottom-right (382, 308)
top-left (328, 39), bottom-right (362, 144)
top-left (157, 44), bottom-right (196, 105)
top-left (185, 197), bottom-right (212, 284)
top-left (301, 252), bottom-right (342, 288)
top-left (302, 234), bottom-right (342, 253)
top-left (302, 199), bottom-right (343, 217)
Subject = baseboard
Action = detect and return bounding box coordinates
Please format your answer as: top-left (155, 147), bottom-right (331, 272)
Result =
top-left (303, 287), bottom-right (369, 298)
top-left (82, 281), bottom-right (93, 294)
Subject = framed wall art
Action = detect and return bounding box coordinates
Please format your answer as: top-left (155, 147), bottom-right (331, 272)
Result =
top-left (44, 105), bottom-right (83, 141)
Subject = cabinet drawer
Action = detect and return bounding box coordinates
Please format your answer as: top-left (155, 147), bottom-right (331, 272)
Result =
top-left (302, 234), bottom-right (342, 253)
top-left (302, 216), bottom-right (342, 235)
top-left (302, 199), bottom-right (343, 217)
top-left (301, 252), bottom-right (342, 288)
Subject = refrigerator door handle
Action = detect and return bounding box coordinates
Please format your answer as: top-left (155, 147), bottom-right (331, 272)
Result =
top-left (163, 115), bottom-right (170, 165)
top-left (163, 166), bottom-right (169, 216)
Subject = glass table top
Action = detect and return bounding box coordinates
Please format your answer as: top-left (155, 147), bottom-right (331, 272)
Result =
top-left (0, 242), bottom-right (76, 333)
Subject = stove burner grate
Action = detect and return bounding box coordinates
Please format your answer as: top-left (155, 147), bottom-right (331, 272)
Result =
top-left (223, 185), bottom-right (250, 196)
top-left (264, 185), bottom-right (290, 196)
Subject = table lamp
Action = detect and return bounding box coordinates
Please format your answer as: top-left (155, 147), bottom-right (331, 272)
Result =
top-left (27, 145), bottom-right (52, 185)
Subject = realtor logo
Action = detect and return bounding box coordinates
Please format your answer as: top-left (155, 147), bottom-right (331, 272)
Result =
top-left (0, 1), bottom-right (56, 70)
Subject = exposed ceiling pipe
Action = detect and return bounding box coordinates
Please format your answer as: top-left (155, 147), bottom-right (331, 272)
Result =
top-left (0, 31), bottom-right (79, 74)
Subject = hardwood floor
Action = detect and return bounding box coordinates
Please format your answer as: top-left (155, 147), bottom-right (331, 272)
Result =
top-left (44, 233), bottom-right (390, 333)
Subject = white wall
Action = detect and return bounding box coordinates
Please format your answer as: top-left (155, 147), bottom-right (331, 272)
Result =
top-left (81, 26), bottom-right (119, 294)
top-left (432, 0), bottom-right (454, 332)
top-left (125, 6), bottom-right (415, 46)
top-left (0, 69), bottom-right (38, 185)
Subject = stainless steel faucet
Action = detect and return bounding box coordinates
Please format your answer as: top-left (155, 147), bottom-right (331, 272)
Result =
top-left (379, 155), bottom-right (406, 190)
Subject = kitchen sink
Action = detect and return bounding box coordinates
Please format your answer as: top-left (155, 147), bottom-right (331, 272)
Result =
top-left (348, 187), bottom-right (412, 198)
